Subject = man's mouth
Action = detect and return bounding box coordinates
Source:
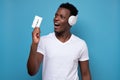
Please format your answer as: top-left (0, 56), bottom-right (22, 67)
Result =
top-left (54, 22), bottom-right (60, 27)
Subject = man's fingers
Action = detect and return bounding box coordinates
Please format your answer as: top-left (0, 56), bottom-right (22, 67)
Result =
top-left (32, 27), bottom-right (40, 37)
top-left (32, 27), bottom-right (40, 44)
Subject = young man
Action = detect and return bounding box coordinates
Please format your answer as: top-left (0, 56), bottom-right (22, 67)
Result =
top-left (27, 2), bottom-right (91, 80)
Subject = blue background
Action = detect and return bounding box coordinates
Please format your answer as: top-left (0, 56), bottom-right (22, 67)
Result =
top-left (0, 0), bottom-right (119, 80)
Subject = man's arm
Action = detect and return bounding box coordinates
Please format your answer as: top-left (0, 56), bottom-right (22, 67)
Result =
top-left (79, 60), bottom-right (91, 80)
top-left (27, 27), bottom-right (43, 76)
top-left (27, 43), bottom-right (43, 76)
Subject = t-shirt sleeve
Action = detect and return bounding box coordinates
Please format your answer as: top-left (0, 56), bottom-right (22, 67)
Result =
top-left (37, 37), bottom-right (45, 55)
top-left (79, 41), bottom-right (89, 61)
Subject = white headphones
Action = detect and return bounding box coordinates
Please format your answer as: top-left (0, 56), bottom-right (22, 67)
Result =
top-left (68, 15), bottom-right (78, 26)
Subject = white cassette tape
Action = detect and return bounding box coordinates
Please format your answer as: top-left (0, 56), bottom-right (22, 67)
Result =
top-left (32, 16), bottom-right (43, 28)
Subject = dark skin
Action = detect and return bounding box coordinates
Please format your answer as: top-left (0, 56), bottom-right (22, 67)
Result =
top-left (27, 8), bottom-right (91, 80)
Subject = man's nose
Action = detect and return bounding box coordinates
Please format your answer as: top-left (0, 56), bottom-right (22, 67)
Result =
top-left (54, 16), bottom-right (59, 21)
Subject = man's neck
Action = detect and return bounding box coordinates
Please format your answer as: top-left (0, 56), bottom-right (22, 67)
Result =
top-left (55, 31), bottom-right (71, 43)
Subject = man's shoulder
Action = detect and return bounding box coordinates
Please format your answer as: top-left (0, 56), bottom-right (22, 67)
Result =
top-left (41, 32), bottom-right (54, 39)
top-left (72, 34), bottom-right (84, 41)
top-left (72, 34), bottom-right (86, 45)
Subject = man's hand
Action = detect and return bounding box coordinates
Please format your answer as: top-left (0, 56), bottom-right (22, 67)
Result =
top-left (32, 27), bottom-right (40, 44)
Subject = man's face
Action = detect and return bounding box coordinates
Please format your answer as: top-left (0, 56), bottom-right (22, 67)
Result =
top-left (54, 8), bottom-right (71, 33)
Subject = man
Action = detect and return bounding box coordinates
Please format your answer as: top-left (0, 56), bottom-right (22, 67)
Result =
top-left (27, 2), bottom-right (91, 80)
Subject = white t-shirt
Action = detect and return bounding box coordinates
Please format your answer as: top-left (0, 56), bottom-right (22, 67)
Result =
top-left (37, 32), bottom-right (89, 80)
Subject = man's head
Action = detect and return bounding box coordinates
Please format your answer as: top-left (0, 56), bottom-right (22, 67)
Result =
top-left (59, 2), bottom-right (78, 16)
top-left (54, 2), bottom-right (78, 34)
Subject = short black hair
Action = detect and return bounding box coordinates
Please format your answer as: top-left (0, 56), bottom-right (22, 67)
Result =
top-left (59, 2), bottom-right (78, 16)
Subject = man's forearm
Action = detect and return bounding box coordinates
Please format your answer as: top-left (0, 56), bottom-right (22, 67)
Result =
top-left (27, 43), bottom-right (39, 76)
top-left (82, 72), bottom-right (91, 80)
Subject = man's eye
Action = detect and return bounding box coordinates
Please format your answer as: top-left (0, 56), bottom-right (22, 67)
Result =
top-left (60, 15), bottom-right (65, 19)
top-left (55, 14), bottom-right (58, 17)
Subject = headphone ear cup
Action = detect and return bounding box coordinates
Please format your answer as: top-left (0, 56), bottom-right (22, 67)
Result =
top-left (68, 15), bottom-right (77, 26)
